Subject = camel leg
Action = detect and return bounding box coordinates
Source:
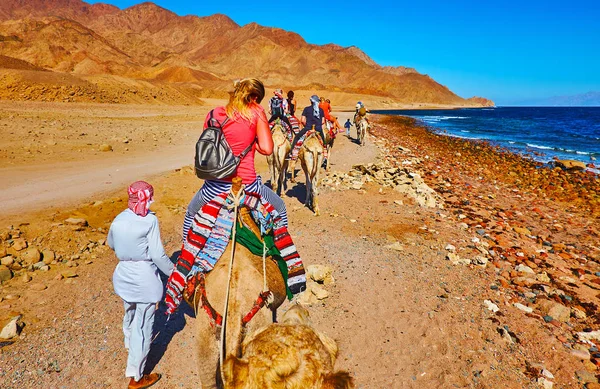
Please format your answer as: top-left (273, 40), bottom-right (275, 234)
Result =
top-left (325, 145), bottom-right (331, 171)
top-left (278, 158), bottom-right (288, 196)
top-left (196, 314), bottom-right (219, 389)
top-left (289, 160), bottom-right (297, 183)
top-left (313, 153), bottom-right (322, 216)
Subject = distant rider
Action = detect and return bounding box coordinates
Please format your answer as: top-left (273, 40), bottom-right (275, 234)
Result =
top-left (268, 89), bottom-right (293, 130)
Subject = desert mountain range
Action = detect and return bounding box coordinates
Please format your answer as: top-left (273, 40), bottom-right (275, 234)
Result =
top-left (0, 0), bottom-right (494, 107)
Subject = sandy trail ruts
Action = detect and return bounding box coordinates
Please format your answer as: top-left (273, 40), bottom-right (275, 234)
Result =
top-left (0, 143), bottom-right (192, 216)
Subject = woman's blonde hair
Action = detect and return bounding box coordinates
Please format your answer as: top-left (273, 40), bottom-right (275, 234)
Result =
top-left (225, 78), bottom-right (265, 121)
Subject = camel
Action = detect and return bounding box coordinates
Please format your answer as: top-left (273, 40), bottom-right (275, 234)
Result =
top-left (223, 305), bottom-right (355, 389)
top-left (322, 121), bottom-right (335, 170)
top-left (185, 179), bottom-right (287, 389)
top-left (357, 119), bottom-right (369, 146)
top-left (298, 133), bottom-right (324, 216)
top-left (267, 121), bottom-right (291, 196)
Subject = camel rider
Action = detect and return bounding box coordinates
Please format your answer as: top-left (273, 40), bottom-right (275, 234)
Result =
top-left (324, 98), bottom-right (342, 132)
top-left (287, 95), bottom-right (325, 159)
top-left (287, 90), bottom-right (297, 117)
top-left (354, 101), bottom-right (369, 127)
top-left (268, 89), bottom-right (293, 130)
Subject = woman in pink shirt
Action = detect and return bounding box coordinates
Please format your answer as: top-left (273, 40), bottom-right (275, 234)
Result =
top-left (182, 78), bottom-right (306, 295)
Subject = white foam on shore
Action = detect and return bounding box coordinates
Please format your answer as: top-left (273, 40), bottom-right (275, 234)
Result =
top-left (526, 143), bottom-right (554, 150)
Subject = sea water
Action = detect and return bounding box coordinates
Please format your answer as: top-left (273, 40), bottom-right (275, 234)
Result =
top-left (374, 107), bottom-right (600, 165)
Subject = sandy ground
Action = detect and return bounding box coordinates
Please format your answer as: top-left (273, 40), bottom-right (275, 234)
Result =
top-left (0, 102), bottom-right (599, 389)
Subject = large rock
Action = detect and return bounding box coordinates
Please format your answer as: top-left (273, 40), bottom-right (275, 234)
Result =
top-left (99, 144), bottom-right (113, 152)
top-left (42, 250), bottom-right (55, 264)
top-left (307, 265), bottom-right (334, 284)
top-left (0, 315), bottom-right (22, 339)
top-left (20, 247), bottom-right (41, 265)
top-left (393, 174), bottom-right (442, 208)
top-left (0, 245), bottom-right (6, 257)
top-left (1, 256), bottom-right (14, 266)
top-left (555, 159), bottom-right (586, 171)
top-left (11, 238), bottom-right (27, 251)
top-left (64, 218), bottom-right (88, 227)
top-left (537, 300), bottom-right (571, 322)
top-left (0, 265), bottom-right (13, 282)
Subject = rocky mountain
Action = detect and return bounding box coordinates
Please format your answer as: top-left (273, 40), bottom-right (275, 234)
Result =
top-left (0, 0), bottom-right (493, 106)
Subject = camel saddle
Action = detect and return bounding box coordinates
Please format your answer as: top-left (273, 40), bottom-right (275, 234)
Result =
top-left (183, 178), bottom-right (273, 328)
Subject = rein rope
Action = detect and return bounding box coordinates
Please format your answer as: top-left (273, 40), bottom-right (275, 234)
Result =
top-left (219, 183), bottom-right (245, 383)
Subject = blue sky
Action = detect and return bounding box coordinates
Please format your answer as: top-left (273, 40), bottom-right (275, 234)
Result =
top-left (88, 0), bottom-right (600, 105)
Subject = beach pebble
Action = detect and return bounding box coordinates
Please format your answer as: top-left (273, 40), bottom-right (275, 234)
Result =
top-left (515, 264), bottom-right (535, 274)
top-left (571, 349), bottom-right (591, 360)
top-left (30, 283), bottom-right (47, 291)
top-left (514, 227), bottom-right (532, 235)
top-left (386, 242), bottom-right (404, 251)
top-left (484, 300), bottom-right (500, 313)
top-left (514, 303), bottom-right (533, 313)
top-left (21, 273), bottom-right (31, 283)
top-left (537, 300), bottom-right (571, 323)
top-left (99, 144), bottom-right (113, 152)
top-left (576, 370), bottom-right (598, 383)
top-left (541, 369), bottom-right (554, 380)
top-left (537, 377), bottom-right (553, 389)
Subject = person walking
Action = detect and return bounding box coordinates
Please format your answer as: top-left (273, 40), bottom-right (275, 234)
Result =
top-left (344, 119), bottom-right (352, 137)
top-left (108, 181), bottom-right (174, 389)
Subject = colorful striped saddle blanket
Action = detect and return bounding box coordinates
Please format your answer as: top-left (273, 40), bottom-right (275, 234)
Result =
top-left (165, 190), bottom-right (306, 315)
top-left (290, 130), bottom-right (326, 161)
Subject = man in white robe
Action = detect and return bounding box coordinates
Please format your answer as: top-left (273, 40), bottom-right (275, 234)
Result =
top-left (108, 181), bottom-right (173, 389)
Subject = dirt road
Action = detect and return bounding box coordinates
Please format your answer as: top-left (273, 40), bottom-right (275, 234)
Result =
top-left (1, 105), bottom-right (588, 388)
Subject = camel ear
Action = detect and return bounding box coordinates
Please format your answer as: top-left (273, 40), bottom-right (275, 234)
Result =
top-left (223, 356), bottom-right (249, 388)
top-left (317, 332), bottom-right (338, 363)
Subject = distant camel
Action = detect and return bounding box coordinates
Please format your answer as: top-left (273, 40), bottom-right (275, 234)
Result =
top-left (357, 119), bottom-right (369, 146)
top-left (298, 132), bottom-right (324, 216)
top-left (323, 121), bottom-right (335, 170)
top-left (267, 121), bottom-right (291, 196)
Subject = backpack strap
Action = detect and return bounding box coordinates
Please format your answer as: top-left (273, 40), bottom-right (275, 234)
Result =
top-left (237, 138), bottom-right (256, 159)
top-left (208, 109), bottom-right (231, 129)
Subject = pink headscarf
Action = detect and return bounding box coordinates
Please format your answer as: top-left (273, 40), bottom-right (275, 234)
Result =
top-left (128, 181), bottom-right (154, 217)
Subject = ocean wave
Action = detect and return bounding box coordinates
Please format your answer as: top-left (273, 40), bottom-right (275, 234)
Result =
top-left (526, 143), bottom-right (554, 150)
top-left (445, 133), bottom-right (482, 140)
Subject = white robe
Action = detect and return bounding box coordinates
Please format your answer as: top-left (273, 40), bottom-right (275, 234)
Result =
top-left (108, 209), bottom-right (174, 303)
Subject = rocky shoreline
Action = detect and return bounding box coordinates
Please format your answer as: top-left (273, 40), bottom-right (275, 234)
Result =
top-left (369, 114), bottom-right (600, 388)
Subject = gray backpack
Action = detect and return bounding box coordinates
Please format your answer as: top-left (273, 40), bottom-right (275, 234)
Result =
top-left (194, 110), bottom-right (254, 180)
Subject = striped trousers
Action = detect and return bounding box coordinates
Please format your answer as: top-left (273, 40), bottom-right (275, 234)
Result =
top-left (182, 176), bottom-right (288, 240)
